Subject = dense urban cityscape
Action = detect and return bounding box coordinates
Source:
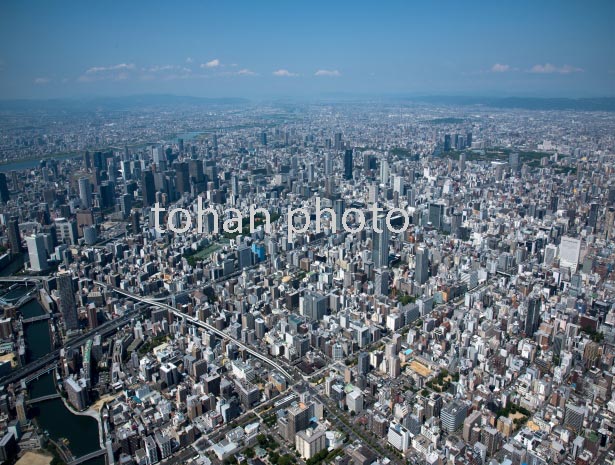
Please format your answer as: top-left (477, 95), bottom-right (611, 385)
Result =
top-left (1, 0), bottom-right (614, 464)
top-left (0, 98), bottom-right (612, 465)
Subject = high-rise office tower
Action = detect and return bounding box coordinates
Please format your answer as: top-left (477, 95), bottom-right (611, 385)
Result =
top-left (131, 211), bottom-right (140, 235)
top-left (544, 244), bottom-right (558, 266)
top-left (509, 152), bottom-right (520, 172)
top-left (141, 171), bottom-right (156, 207)
top-left (415, 247), bottom-right (429, 285)
top-left (372, 215), bottom-right (390, 269)
top-left (334, 199), bottom-right (345, 232)
top-left (324, 153), bottom-right (333, 177)
top-left (444, 134), bottom-right (452, 152)
top-left (524, 297), bottom-right (541, 337)
top-left (204, 162), bottom-right (219, 189)
top-left (87, 306), bottom-right (98, 329)
top-left (549, 195), bottom-right (559, 213)
top-left (152, 146), bottom-right (165, 165)
top-left (0, 173), bottom-right (9, 203)
top-left (466, 132), bottom-right (472, 148)
top-left (26, 234), bottom-right (48, 272)
top-left (358, 351), bottom-right (370, 375)
top-left (380, 159), bottom-right (390, 185)
top-left (188, 159), bottom-right (205, 184)
top-left (343, 149), bottom-right (353, 180)
top-left (374, 268), bottom-right (390, 296)
top-left (7, 217), bottom-right (21, 254)
top-left (175, 162), bottom-right (190, 194)
top-left (334, 132), bottom-right (343, 150)
top-left (99, 181), bottom-right (115, 208)
top-left (58, 271), bottom-right (79, 331)
top-left (78, 177), bottom-right (92, 209)
top-left (120, 194), bottom-right (133, 218)
top-left (429, 203), bottom-right (444, 230)
top-left (303, 291), bottom-right (327, 321)
top-left (559, 236), bottom-right (581, 273)
top-left (393, 176), bottom-right (404, 196)
top-left (83, 150), bottom-right (92, 169)
top-left (588, 202), bottom-right (600, 229)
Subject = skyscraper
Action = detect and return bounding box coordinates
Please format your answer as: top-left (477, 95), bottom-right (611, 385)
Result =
top-left (428, 203), bottom-right (445, 230)
top-left (374, 268), bottom-right (390, 296)
top-left (415, 247), bottom-right (429, 285)
top-left (588, 202), bottom-right (600, 229)
top-left (380, 159), bottom-right (390, 185)
top-left (559, 236), bottom-right (581, 273)
top-left (175, 162), bottom-right (190, 194)
top-left (141, 171), bottom-right (156, 207)
top-left (334, 132), bottom-right (343, 150)
top-left (26, 234), bottom-right (48, 272)
top-left (58, 271), bottom-right (79, 331)
top-left (444, 134), bottom-right (452, 152)
top-left (524, 297), bottom-right (541, 337)
top-left (509, 152), bottom-right (520, 172)
top-left (78, 177), bottom-right (92, 209)
top-left (357, 351), bottom-right (370, 375)
top-left (303, 291), bottom-right (327, 321)
top-left (334, 199), bottom-right (345, 232)
top-left (324, 152), bottom-right (333, 177)
top-left (343, 149), bottom-right (353, 180)
top-left (372, 215), bottom-right (389, 269)
top-left (0, 173), bottom-right (9, 203)
top-left (6, 217), bottom-right (21, 254)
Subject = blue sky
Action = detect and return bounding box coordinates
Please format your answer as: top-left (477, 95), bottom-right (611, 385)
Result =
top-left (0, 0), bottom-right (613, 99)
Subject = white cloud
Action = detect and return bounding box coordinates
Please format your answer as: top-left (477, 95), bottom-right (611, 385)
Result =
top-left (201, 59), bottom-right (220, 68)
top-left (273, 69), bottom-right (298, 77)
top-left (314, 69), bottom-right (341, 77)
top-left (34, 77), bottom-right (50, 84)
top-left (529, 63), bottom-right (583, 74)
top-left (491, 63), bottom-right (510, 73)
top-left (145, 65), bottom-right (191, 73)
top-left (236, 68), bottom-right (256, 76)
top-left (186, 57), bottom-right (194, 64)
top-left (85, 63), bottom-right (135, 74)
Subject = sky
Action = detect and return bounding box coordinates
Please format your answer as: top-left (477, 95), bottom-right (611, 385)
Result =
top-left (0, 0), bottom-right (613, 99)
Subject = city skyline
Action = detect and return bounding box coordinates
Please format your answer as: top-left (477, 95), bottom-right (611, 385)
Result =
top-left (0, 0), bottom-right (614, 99)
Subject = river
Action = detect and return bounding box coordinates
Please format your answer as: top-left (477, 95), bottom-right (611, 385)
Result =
top-left (0, 153), bottom-right (82, 172)
top-left (4, 285), bottom-right (104, 465)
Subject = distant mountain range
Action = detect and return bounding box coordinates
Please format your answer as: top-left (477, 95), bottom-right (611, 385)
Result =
top-left (0, 93), bottom-right (614, 112)
top-left (0, 94), bottom-right (250, 112)
top-left (406, 95), bottom-right (615, 112)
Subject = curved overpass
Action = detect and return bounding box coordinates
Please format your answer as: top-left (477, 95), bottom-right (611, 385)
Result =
top-left (95, 281), bottom-right (294, 381)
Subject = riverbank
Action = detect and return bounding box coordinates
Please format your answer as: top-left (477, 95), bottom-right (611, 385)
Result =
top-left (50, 367), bottom-right (105, 451)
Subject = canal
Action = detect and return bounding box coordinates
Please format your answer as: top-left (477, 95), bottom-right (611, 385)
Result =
top-left (4, 285), bottom-right (104, 465)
